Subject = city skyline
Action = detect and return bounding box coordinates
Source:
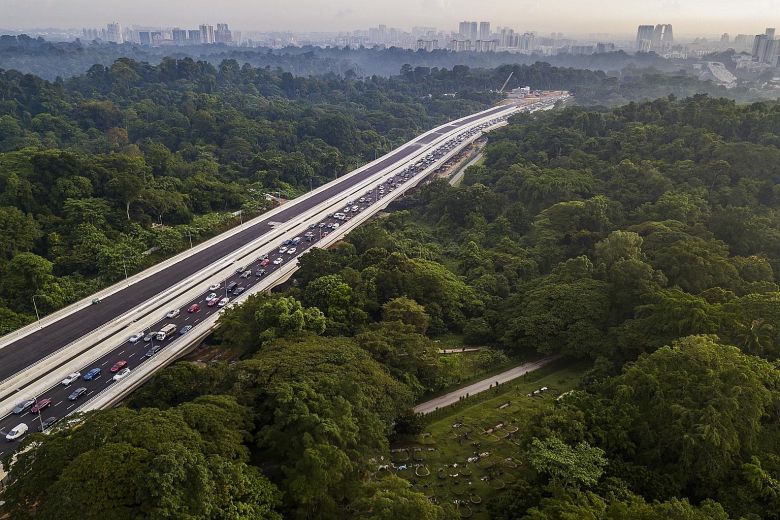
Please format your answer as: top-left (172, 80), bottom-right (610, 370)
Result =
top-left (0, 0), bottom-right (777, 38)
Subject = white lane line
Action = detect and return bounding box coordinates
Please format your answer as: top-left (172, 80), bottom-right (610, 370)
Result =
top-left (128, 352), bottom-right (137, 358)
top-left (193, 318), bottom-right (200, 324)
top-left (88, 390), bottom-right (94, 395)
top-left (101, 361), bottom-right (108, 366)
top-left (66, 404), bottom-right (74, 410)
top-left (119, 350), bottom-right (125, 355)
top-left (55, 400), bottom-right (63, 406)
top-left (184, 316), bottom-right (191, 321)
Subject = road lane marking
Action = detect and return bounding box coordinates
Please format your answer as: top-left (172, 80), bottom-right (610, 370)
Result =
top-left (66, 404), bottom-right (74, 410)
top-left (102, 361), bottom-right (108, 366)
top-left (119, 350), bottom-right (125, 355)
top-left (55, 401), bottom-right (63, 406)
top-left (128, 352), bottom-right (136, 358)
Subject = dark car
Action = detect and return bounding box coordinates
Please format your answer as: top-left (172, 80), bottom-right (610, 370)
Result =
top-left (145, 345), bottom-right (162, 357)
top-left (68, 387), bottom-right (88, 401)
top-left (227, 281), bottom-right (238, 292)
top-left (255, 269), bottom-right (265, 277)
top-left (31, 398), bottom-right (52, 414)
top-left (232, 286), bottom-right (245, 296)
top-left (12, 398), bottom-right (35, 415)
top-left (38, 416), bottom-right (58, 432)
top-left (180, 325), bottom-right (193, 335)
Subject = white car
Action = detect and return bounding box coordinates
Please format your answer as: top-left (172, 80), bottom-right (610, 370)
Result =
top-left (205, 292), bottom-right (218, 302)
top-left (332, 223), bottom-right (340, 229)
top-left (273, 257), bottom-right (284, 265)
top-left (287, 247), bottom-right (297, 255)
top-left (165, 309), bottom-right (180, 319)
top-left (61, 372), bottom-right (81, 386)
top-left (6, 423), bottom-right (28, 441)
top-left (129, 332), bottom-right (144, 343)
top-left (208, 283), bottom-right (220, 291)
top-left (218, 297), bottom-right (230, 307)
top-left (278, 246), bottom-right (288, 254)
top-left (112, 368), bottom-right (131, 382)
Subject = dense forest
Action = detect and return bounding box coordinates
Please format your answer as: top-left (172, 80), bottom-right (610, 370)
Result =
top-left (0, 56), bottom-right (506, 333)
top-left (5, 94), bottom-right (780, 519)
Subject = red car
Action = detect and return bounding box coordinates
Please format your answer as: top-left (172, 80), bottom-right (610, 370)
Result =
top-left (207, 298), bottom-right (219, 307)
top-left (110, 360), bottom-right (128, 373)
top-left (31, 398), bottom-right (52, 414)
top-left (260, 258), bottom-right (270, 267)
top-left (188, 304), bottom-right (200, 313)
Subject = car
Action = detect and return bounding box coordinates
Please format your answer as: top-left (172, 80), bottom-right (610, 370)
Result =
top-left (68, 387), bottom-right (88, 401)
top-left (113, 368), bottom-right (131, 382)
top-left (12, 399), bottom-right (35, 415)
top-left (165, 309), bottom-right (180, 319)
top-left (129, 332), bottom-right (145, 343)
top-left (31, 399), bottom-right (52, 414)
top-left (278, 246), bottom-right (288, 254)
top-left (145, 345), bottom-right (162, 357)
top-left (282, 239), bottom-right (293, 246)
top-left (287, 247), bottom-right (297, 255)
top-left (235, 287), bottom-right (245, 295)
top-left (61, 372), bottom-right (80, 386)
top-left (255, 269), bottom-right (265, 277)
top-left (352, 206), bottom-right (359, 212)
top-left (207, 298), bottom-right (219, 307)
top-left (110, 360), bottom-right (128, 373)
top-left (208, 283), bottom-right (220, 291)
top-left (143, 332), bottom-right (156, 342)
top-left (343, 207), bottom-right (350, 213)
top-left (5, 423), bottom-right (28, 441)
top-left (38, 416), bottom-right (58, 432)
top-left (205, 292), bottom-right (218, 302)
top-left (322, 231), bottom-right (330, 236)
top-left (304, 231), bottom-right (314, 238)
top-left (273, 257), bottom-right (283, 265)
top-left (188, 303), bottom-right (201, 313)
top-left (236, 266), bottom-right (247, 274)
top-left (83, 368), bottom-right (101, 381)
top-left (260, 258), bottom-right (271, 267)
top-left (180, 325), bottom-right (193, 335)
top-left (318, 222), bottom-right (326, 228)
top-left (218, 297), bottom-right (230, 307)
top-left (332, 223), bottom-right (340, 229)
top-left (227, 282), bottom-right (238, 292)
top-left (359, 197), bottom-right (365, 203)
top-left (240, 270), bottom-right (251, 278)
top-left (291, 237), bottom-right (302, 245)
top-left (308, 223), bottom-right (316, 229)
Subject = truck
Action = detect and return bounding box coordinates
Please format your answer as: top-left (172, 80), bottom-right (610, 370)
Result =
top-left (156, 323), bottom-right (177, 341)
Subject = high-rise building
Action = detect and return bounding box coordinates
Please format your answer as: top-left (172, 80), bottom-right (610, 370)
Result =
top-left (172, 28), bottom-right (188, 44)
top-left (199, 24), bottom-right (215, 44)
top-left (753, 28), bottom-right (779, 66)
top-left (767, 28), bottom-right (776, 40)
top-left (479, 22), bottom-right (491, 40)
top-left (416, 39), bottom-right (438, 52)
top-left (651, 24), bottom-right (673, 51)
top-left (106, 22), bottom-right (123, 43)
top-left (188, 30), bottom-right (201, 43)
top-left (720, 33), bottom-right (730, 43)
top-left (139, 31), bottom-right (152, 46)
top-left (215, 23), bottom-right (232, 44)
top-left (636, 24), bottom-right (655, 50)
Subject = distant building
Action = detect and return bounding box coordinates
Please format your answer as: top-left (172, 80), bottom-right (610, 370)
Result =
top-left (596, 42), bottom-right (616, 53)
top-left (479, 22), bottom-right (491, 40)
top-left (215, 23), bottom-right (232, 44)
top-left (199, 24), bottom-right (215, 44)
top-left (188, 30), bottom-right (201, 43)
top-left (416, 39), bottom-right (438, 52)
top-left (652, 24), bottom-right (673, 51)
top-left (720, 33), bottom-right (730, 43)
top-left (636, 25), bottom-right (654, 51)
top-left (106, 22), bottom-right (123, 43)
top-left (172, 28), bottom-right (188, 44)
top-left (449, 39), bottom-right (472, 52)
top-left (753, 28), bottom-right (779, 66)
top-left (734, 34), bottom-right (753, 49)
top-left (139, 31), bottom-right (152, 46)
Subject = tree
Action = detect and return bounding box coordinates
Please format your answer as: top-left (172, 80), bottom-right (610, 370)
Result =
top-left (0, 206), bottom-right (40, 259)
top-left (529, 436), bottom-right (607, 490)
top-left (352, 476), bottom-right (450, 519)
top-left (381, 296), bottom-right (430, 334)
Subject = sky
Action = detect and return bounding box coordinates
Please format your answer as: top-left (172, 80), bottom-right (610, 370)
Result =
top-left (0, 0), bottom-right (777, 37)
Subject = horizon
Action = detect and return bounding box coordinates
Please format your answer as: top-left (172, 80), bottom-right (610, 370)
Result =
top-left (0, 0), bottom-right (776, 38)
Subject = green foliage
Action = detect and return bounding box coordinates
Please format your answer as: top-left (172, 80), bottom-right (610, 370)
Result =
top-left (529, 436), bottom-right (607, 490)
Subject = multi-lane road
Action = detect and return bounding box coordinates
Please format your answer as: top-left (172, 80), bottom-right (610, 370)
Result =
top-left (0, 95), bottom-right (568, 456)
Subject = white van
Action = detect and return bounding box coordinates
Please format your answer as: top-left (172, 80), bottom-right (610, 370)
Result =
top-left (6, 423), bottom-right (28, 441)
top-left (156, 323), bottom-right (177, 341)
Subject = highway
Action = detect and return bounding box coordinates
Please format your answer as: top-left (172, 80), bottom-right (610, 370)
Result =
top-left (0, 95), bottom-right (568, 456)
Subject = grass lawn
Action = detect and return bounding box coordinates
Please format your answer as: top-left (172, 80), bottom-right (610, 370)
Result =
top-left (385, 360), bottom-right (588, 519)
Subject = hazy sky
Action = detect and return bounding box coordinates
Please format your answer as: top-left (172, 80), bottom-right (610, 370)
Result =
top-left (0, 0), bottom-right (776, 37)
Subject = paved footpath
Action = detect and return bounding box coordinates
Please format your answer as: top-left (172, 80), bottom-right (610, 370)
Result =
top-left (414, 356), bottom-right (558, 415)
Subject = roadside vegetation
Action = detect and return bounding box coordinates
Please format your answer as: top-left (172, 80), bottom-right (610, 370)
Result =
top-left (3, 74), bottom-right (780, 519)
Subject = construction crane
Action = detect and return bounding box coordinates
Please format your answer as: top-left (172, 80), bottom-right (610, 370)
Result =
top-left (498, 71), bottom-right (514, 93)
